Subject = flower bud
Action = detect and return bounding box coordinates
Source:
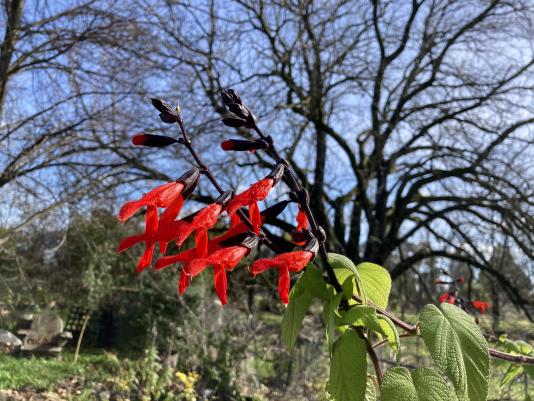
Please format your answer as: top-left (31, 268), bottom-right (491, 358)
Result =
top-left (221, 139), bottom-right (269, 152)
top-left (222, 117), bottom-right (246, 128)
top-left (132, 133), bottom-right (179, 147)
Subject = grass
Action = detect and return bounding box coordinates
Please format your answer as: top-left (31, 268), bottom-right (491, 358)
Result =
top-left (0, 349), bottom-right (120, 391)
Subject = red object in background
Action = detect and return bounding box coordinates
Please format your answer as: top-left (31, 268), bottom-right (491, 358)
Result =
top-left (457, 276), bottom-right (465, 284)
top-left (438, 292), bottom-right (455, 304)
top-left (470, 300), bottom-right (490, 314)
top-left (250, 250), bottom-right (314, 304)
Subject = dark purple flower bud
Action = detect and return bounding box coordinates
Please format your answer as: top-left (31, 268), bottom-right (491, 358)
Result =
top-left (268, 164), bottom-right (286, 185)
top-left (215, 190), bottom-right (234, 206)
top-left (151, 98), bottom-right (175, 114)
top-left (177, 167), bottom-right (201, 198)
top-left (159, 112), bottom-right (178, 124)
top-left (221, 89), bottom-right (243, 106)
top-left (304, 237), bottom-right (319, 256)
top-left (228, 103), bottom-right (250, 119)
top-left (221, 139), bottom-right (269, 152)
top-left (132, 133), bottom-right (179, 147)
top-left (222, 117), bottom-right (246, 127)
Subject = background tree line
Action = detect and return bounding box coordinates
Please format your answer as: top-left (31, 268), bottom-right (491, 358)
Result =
top-left (1, 0), bottom-right (533, 321)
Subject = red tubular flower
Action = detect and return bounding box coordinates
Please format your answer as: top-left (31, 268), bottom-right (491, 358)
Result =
top-left (438, 292), bottom-right (455, 304)
top-left (154, 201), bottom-right (291, 270)
top-left (117, 205), bottom-right (158, 272)
top-left (118, 168), bottom-right (199, 222)
top-left (225, 165), bottom-right (285, 234)
top-left (470, 300), bottom-right (490, 314)
top-left (157, 191), bottom-right (231, 256)
top-left (177, 234), bottom-right (259, 305)
top-left (250, 239), bottom-right (318, 304)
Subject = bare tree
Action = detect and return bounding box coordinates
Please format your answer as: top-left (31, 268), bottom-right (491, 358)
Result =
top-left (137, 0), bottom-right (534, 317)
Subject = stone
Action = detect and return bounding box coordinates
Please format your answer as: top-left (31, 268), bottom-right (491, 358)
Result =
top-left (0, 329), bottom-right (22, 348)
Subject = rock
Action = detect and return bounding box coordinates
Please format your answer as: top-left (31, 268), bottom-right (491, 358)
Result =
top-left (0, 329), bottom-right (22, 350)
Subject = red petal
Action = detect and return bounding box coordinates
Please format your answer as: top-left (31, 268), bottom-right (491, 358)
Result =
top-left (178, 269), bottom-right (190, 294)
top-left (226, 178), bottom-right (273, 217)
top-left (159, 241), bottom-right (168, 255)
top-left (195, 228), bottom-right (209, 258)
top-left (250, 258), bottom-right (282, 276)
top-left (230, 213), bottom-right (241, 227)
top-left (249, 202), bottom-right (261, 234)
top-left (145, 205), bottom-right (158, 235)
top-left (214, 266), bottom-right (228, 305)
top-left (117, 234), bottom-right (146, 253)
top-left (191, 203), bottom-right (223, 231)
top-left (154, 249), bottom-right (196, 270)
top-left (117, 182), bottom-right (184, 221)
top-left (278, 266), bottom-right (290, 304)
top-left (137, 242), bottom-right (155, 272)
top-left (159, 195), bottom-right (184, 226)
top-left (296, 208), bottom-right (308, 230)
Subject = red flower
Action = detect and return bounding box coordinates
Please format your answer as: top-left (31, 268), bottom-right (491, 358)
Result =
top-left (118, 168), bottom-right (199, 222)
top-left (250, 239), bottom-right (318, 304)
top-left (154, 201), bottom-right (291, 270)
top-left (225, 165), bottom-right (285, 234)
top-left (470, 300), bottom-right (490, 314)
top-left (181, 246), bottom-right (249, 305)
top-left (438, 292), bottom-right (455, 304)
top-left (156, 193), bottom-right (230, 256)
top-left (176, 234), bottom-right (259, 305)
top-left (117, 205), bottom-right (158, 272)
top-left (118, 182), bottom-right (184, 222)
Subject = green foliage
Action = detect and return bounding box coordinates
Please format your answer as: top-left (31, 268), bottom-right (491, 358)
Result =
top-left (355, 262), bottom-right (391, 309)
top-left (381, 367), bottom-right (451, 401)
top-left (376, 315), bottom-right (400, 354)
top-left (337, 305), bottom-right (385, 336)
top-left (281, 276), bottom-right (313, 351)
top-left (327, 330), bottom-right (367, 401)
top-left (301, 265), bottom-right (331, 300)
top-left (419, 304), bottom-right (490, 401)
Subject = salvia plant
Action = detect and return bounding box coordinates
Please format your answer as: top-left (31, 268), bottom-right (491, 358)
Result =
top-left (117, 89), bottom-right (534, 401)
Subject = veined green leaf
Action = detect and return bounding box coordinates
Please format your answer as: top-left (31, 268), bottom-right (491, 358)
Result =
top-left (381, 367), bottom-right (451, 401)
top-left (328, 253), bottom-right (366, 303)
top-left (419, 304), bottom-right (490, 401)
top-left (281, 278), bottom-right (313, 351)
top-left (338, 305), bottom-right (385, 336)
top-left (377, 315), bottom-right (400, 354)
top-left (328, 330), bottom-right (367, 401)
top-left (324, 292), bottom-right (343, 354)
top-left (365, 377), bottom-right (377, 401)
top-left (301, 265), bottom-right (331, 300)
top-left (356, 262), bottom-right (391, 309)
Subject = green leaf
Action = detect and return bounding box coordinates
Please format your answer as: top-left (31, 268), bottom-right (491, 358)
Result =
top-left (328, 330), bottom-right (367, 401)
top-left (281, 278), bottom-right (313, 351)
top-left (365, 377), bottom-right (377, 401)
top-left (419, 304), bottom-right (490, 401)
top-left (328, 253), bottom-right (365, 302)
top-left (356, 262), bottom-right (391, 309)
top-left (381, 367), bottom-right (451, 401)
top-left (501, 363), bottom-right (523, 387)
top-left (301, 265), bottom-right (331, 300)
top-left (338, 305), bottom-right (385, 336)
top-left (324, 292), bottom-right (343, 354)
top-left (377, 315), bottom-right (400, 354)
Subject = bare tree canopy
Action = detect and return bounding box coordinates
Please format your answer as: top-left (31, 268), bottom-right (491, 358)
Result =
top-left (1, 0), bottom-right (533, 317)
